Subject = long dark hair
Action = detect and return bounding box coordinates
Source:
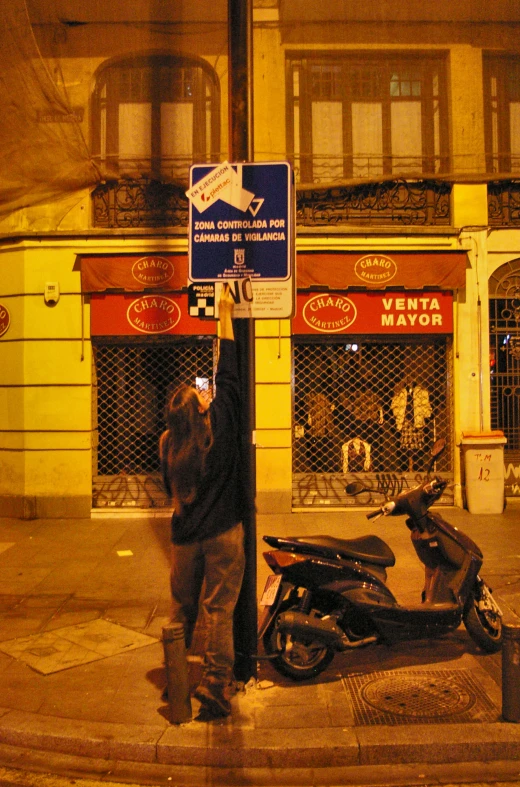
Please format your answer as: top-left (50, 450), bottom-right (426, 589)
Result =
top-left (159, 384), bottom-right (213, 512)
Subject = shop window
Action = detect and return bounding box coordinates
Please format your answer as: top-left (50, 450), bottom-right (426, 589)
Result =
top-left (287, 53), bottom-right (449, 183)
top-left (292, 339), bottom-right (453, 507)
top-left (91, 54), bottom-right (220, 182)
top-left (92, 338), bottom-right (215, 508)
top-left (484, 54), bottom-right (520, 174)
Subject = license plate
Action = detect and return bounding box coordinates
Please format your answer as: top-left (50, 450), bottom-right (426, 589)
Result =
top-left (260, 574), bottom-right (282, 606)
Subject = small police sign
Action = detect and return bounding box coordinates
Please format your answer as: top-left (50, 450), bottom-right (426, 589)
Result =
top-left (188, 283), bottom-right (216, 319)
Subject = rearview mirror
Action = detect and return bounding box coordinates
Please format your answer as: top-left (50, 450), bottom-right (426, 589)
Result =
top-left (430, 438), bottom-right (446, 460)
top-left (427, 437), bottom-right (446, 474)
top-left (345, 481), bottom-right (368, 496)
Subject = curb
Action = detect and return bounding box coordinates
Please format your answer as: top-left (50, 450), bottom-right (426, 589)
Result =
top-left (0, 708), bottom-right (520, 770)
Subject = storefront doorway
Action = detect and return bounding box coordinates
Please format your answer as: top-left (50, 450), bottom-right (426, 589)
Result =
top-left (92, 337), bottom-right (215, 508)
top-left (292, 335), bottom-right (454, 508)
top-left (489, 258), bottom-right (520, 496)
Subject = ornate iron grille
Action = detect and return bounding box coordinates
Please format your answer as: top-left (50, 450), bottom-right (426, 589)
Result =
top-left (92, 338), bottom-right (215, 508)
top-left (296, 180), bottom-right (451, 227)
top-left (488, 181), bottom-right (520, 226)
top-left (489, 260), bottom-right (520, 492)
top-left (292, 339), bottom-right (453, 508)
top-left (91, 177), bottom-right (451, 229)
top-left (92, 179), bottom-right (189, 229)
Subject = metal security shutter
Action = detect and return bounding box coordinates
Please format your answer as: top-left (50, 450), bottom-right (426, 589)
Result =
top-left (490, 299), bottom-right (520, 454)
top-left (292, 338), bottom-right (453, 508)
top-left (489, 259), bottom-right (520, 495)
top-left (92, 337), bottom-right (216, 508)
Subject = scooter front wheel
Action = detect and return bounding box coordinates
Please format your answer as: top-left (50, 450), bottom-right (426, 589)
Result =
top-left (262, 600), bottom-right (335, 681)
top-left (463, 585), bottom-right (502, 653)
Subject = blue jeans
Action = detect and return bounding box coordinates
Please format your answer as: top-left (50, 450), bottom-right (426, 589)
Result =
top-left (170, 522), bottom-right (245, 686)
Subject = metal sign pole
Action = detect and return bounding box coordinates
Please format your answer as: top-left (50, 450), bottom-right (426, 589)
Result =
top-left (228, 0), bottom-right (257, 683)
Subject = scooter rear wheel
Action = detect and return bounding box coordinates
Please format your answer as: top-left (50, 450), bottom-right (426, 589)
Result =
top-left (463, 592), bottom-right (502, 653)
top-left (263, 600), bottom-right (335, 681)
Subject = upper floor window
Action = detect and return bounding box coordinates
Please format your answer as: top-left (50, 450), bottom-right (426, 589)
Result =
top-left (91, 54), bottom-right (220, 182)
top-left (287, 53), bottom-right (449, 184)
top-left (484, 54), bottom-right (520, 174)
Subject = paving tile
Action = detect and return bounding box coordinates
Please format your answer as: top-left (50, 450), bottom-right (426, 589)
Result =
top-left (103, 604), bottom-right (156, 630)
top-left (44, 610), bottom-right (105, 632)
top-left (4, 593), bottom-right (69, 611)
top-left (251, 680), bottom-right (330, 707)
top-left (0, 596), bottom-right (70, 641)
top-left (101, 691), bottom-right (168, 726)
top-left (0, 596), bottom-right (24, 613)
top-left (31, 561), bottom-right (104, 593)
top-left (0, 684), bottom-right (47, 714)
top-left (255, 703), bottom-right (332, 729)
top-left (0, 619), bottom-right (158, 675)
top-left (325, 702), bottom-right (356, 727)
top-left (37, 687), bottom-right (120, 723)
top-left (0, 568), bottom-right (55, 595)
top-left (0, 617), bottom-right (51, 641)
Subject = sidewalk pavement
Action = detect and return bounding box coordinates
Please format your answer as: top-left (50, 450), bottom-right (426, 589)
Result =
top-left (0, 503), bottom-right (518, 786)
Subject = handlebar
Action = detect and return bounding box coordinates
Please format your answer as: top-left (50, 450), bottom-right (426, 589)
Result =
top-left (365, 478), bottom-right (447, 521)
top-left (366, 500), bottom-right (396, 520)
top-left (424, 478), bottom-right (444, 495)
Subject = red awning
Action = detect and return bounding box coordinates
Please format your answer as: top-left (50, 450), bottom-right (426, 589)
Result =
top-left (79, 253), bottom-right (189, 292)
top-left (78, 250), bottom-right (468, 293)
top-left (297, 251), bottom-right (468, 290)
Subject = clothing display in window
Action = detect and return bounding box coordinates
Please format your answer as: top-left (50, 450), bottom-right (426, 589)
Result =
top-left (341, 389), bottom-right (384, 425)
top-left (392, 383), bottom-right (431, 430)
top-left (306, 392), bottom-right (334, 437)
top-left (342, 438), bottom-right (372, 473)
top-left (292, 341), bottom-right (451, 505)
top-left (339, 386), bottom-right (383, 470)
top-left (305, 391), bottom-right (335, 472)
top-left (391, 382), bottom-right (432, 469)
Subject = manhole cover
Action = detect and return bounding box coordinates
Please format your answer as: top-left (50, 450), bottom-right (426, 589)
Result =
top-left (343, 669), bottom-right (499, 726)
top-left (362, 673), bottom-right (472, 717)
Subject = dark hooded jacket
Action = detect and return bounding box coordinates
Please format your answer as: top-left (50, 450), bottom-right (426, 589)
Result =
top-left (166, 339), bottom-right (245, 545)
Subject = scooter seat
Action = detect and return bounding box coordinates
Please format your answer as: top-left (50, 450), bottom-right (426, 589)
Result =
top-left (263, 534), bottom-right (396, 567)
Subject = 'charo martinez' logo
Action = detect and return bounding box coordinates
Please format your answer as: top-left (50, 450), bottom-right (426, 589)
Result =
top-left (354, 254), bottom-right (397, 285)
top-left (302, 294), bottom-right (357, 333)
top-left (131, 256), bottom-right (175, 287)
top-left (0, 303), bottom-right (10, 338)
top-left (127, 296), bottom-right (181, 334)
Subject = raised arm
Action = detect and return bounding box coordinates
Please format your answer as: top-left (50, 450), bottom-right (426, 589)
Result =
top-left (218, 282), bottom-right (235, 341)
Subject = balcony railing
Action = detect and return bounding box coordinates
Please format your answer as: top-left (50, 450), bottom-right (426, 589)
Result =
top-left (296, 179), bottom-right (452, 227)
top-left (91, 177), bottom-right (453, 229)
top-left (488, 181), bottom-right (520, 227)
top-left (92, 178), bottom-right (189, 229)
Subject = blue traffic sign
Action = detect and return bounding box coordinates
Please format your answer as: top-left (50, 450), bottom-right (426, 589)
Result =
top-left (187, 161), bottom-right (292, 282)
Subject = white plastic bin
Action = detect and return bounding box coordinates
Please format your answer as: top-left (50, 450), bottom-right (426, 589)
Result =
top-left (461, 431), bottom-right (507, 514)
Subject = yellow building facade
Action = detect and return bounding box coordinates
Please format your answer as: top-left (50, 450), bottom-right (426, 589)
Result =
top-left (1, 2), bottom-right (519, 518)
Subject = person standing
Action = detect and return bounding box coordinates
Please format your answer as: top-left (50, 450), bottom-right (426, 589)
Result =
top-left (159, 283), bottom-right (245, 719)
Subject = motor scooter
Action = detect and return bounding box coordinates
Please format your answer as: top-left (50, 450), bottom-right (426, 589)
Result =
top-left (258, 438), bottom-right (502, 681)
